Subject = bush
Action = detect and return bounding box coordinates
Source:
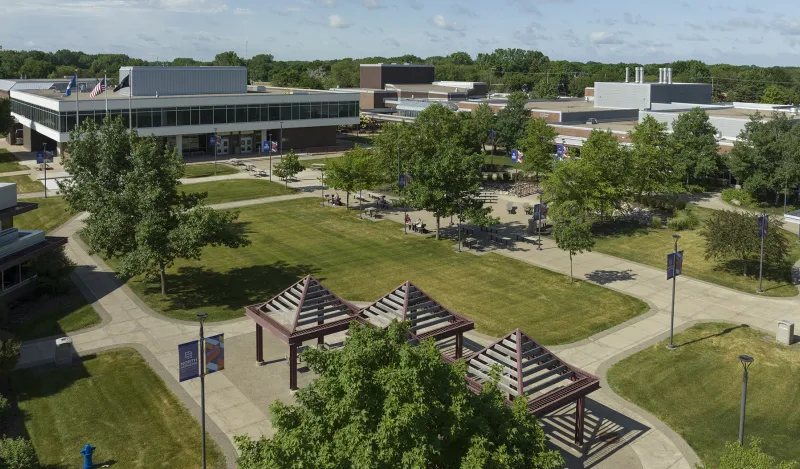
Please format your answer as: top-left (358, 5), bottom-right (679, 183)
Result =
top-left (651, 216), bottom-right (662, 229)
top-left (502, 172), bottom-right (511, 181)
top-left (667, 209), bottom-right (700, 231)
top-left (28, 247), bottom-right (75, 295)
top-left (0, 333), bottom-right (20, 378)
top-left (721, 188), bottom-right (756, 206)
top-left (0, 394), bottom-right (8, 422)
top-left (491, 173), bottom-right (499, 181)
top-left (675, 200), bottom-right (687, 210)
top-left (0, 437), bottom-right (39, 469)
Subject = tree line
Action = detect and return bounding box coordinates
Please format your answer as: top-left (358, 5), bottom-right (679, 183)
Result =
top-left (2, 48), bottom-right (800, 103)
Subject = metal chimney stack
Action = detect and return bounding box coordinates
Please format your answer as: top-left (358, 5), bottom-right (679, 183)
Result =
top-left (667, 68), bottom-right (673, 84)
top-left (639, 67), bottom-right (645, 84)
top-left (625, 67), bottom-right (630, 83)
top-left (635, 67), bottom-right (640, 83)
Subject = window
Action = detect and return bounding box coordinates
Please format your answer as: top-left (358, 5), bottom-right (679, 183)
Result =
top-left (291, 103), bottom-right (299, 120)
top-left (279, 104), bottom-right (291, 121)
top-left (164, 108), bottom-right (177, 126)
top-left (152, 110), bottom-right (162, 127)
top-left (177, 108), bottom-right (190, 126)
top-left (227, 106), bottom-right (236, 124)
top-left (269, 105), bottom-right (280, 121)
top-left (248, 105), bottom-right (260, 122)
top-left (261, 105), bottom-right (270, 121)
top-left (300, 103), bottom-right (311, 120)
top-left (200, 107), bottom-right (213, 125)
top-left (190, 107), bottom-right (200, 125)
top-left (137, 109), bottom-right (152, 128)
top-left (214, 106), bottom-right (227, 124)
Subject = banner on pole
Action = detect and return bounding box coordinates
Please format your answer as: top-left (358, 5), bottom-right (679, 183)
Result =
top-left (667, 250), bottom-right (684, 280)
top-left (758, 215), bottom-right (769, 238)
top-left (205, 334), bottom-right (225, 374)
top-left (178, 340), bottom-right (200, 382)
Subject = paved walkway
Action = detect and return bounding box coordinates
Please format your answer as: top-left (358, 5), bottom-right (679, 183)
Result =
top-left (17, 180), bottom-right (800, 469)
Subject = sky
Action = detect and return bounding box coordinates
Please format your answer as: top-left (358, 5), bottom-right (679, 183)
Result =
top-left (3, 0), bottom-right (800, 66)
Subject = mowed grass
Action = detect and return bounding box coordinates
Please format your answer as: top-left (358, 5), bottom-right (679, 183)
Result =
top-left (183, 163), bottom-right (239, 178)
top-left (122, 199), bottom-right (647, 344)
top-left (13, 197), bottom-right (73, 233)
top-left (0, 148), bottom-right (26, 172)
top-left (300, 157), bottom-right (339, 168)
top-left (607, 323), bottom-right (800, 467)
top-left (9, 286), bottom-right (100, 341)
top-left (0, 174), bottom-right (44, 193)
top-left (593, 206), bottom-right (800, 297)
top-left (182, 179), bottom-right (297, 205)
top-left (13, 348), bottom-right (226, 469)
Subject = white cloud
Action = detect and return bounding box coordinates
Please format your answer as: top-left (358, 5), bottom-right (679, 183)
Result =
top-left (589, 31), bottom-right (624, 44)
top-left (623, 12), bottom-right (654, 26)
top-left (362, 0), bottom-right (381, 9)
top-left (677, 33), bottom-right (709, 41)
top-left (328, 14), bottom-right (351, 28)
top-left (432, 15), bottom-right (463, 31)
top-left (321, 0), bottom-right (335, 5)
top-left (233, 7), bottom-right (249, 15)
top-left (773, 18), bottom-right (800, 36)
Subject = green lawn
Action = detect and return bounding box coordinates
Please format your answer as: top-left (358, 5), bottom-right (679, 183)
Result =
top-left (300, 157), bottom-right (339, 169)
top-left (607, 323), bottom-right (800, 467)
top-left (9, 286), bottom-right (100, 341)
top-left (722, 198), bottom-right (800, 218)
top-left (593, 206), bottom-right (800, 297)
top-left (0, 148), bottom-right (27, 172)
top-left (183, 163), bottom-right (239, 178)
top-left (339, 134), bottom-right (375, 145)
top-left (14, 197), bottom-right (73, 233)
top-left (12, 348), bottom-right (226, 469)
top-left (120, 199), bottom-right (647, 344)
top-left (182, 179), bottom-right (297, 205)
top-left (0, 174), bottom-right (44, 193)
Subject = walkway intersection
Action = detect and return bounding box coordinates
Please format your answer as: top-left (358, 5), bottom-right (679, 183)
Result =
top-left (15, 166), bottom-right (800, 469)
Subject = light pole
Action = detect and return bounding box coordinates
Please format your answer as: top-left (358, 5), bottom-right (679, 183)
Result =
top-left (738, 354), bottom-right (754, 446)
top-left (757, 210), bottom-right (766, 294)
top-left (398, 145), bottom-right (407, 235)
top-left (321, 170), bottom-right (325, 207)
top-left (42, 142), bottom-right (47, 199)
top-left (196, 312), bottom-right (209, 469)
top-left (536, 189), bottom-right (544, 251)
top-left (457, 203), bottom-right (463, 252)
top-left (213, 127), bottom-right (218, 175)
top-left (667, 234), bottom-right (680, 350)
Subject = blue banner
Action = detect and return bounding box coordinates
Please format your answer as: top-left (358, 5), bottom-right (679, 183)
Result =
top-left (178, 340), bottom-right (200, 382)
top-left (205, 334), bottom-right (225, 374)
top-left (758, 215), bottom-right (769, 238)
top-left (667, 250), bottom-right (684, 280)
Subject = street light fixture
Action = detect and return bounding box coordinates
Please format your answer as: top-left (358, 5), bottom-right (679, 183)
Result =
top-left (667, 234), bottom-right (680, 350)
top-left (196, 312), bottom-right (209, 469)
top-left (738, 354), bottom-right (754, 446)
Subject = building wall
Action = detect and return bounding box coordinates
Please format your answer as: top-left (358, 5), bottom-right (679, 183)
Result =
top-left (529, 110), bottom-right (561, 123)
top-left (359, 65), bottom-right (435, 89)
top-left (641, 110), bottom-right (749, 139)
top-left (649, 84), bottom-right (712, 105)
top-left (282, 126), bottom-right (338, 149)
top-left (21, 125), bottom-right (57, 152)
top-left (561, 108), bottom-right (639, 124)
top-left (359, 90), bottom-right (397, 109)
top-left (594, 83), bottom-right (650, 109)
top-left (122, 66), bottom-right (248, 96)
top-left (551, 125), bottom-right (632, 143)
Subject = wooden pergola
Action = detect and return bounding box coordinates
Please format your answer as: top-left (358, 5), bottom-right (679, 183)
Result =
top-left (244, 275), bottom-right (360, 390)
top-left (357, 281), bottom-right (474, 358)
top-left (460, 328), bottom-right (600, 446)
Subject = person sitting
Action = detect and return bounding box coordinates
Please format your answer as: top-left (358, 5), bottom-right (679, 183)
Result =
top-left (334, 194), bottom-right (342, 206)
top-left (405, 214), bottom-right (412, 228)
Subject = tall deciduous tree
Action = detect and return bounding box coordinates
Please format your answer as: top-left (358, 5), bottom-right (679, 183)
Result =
top-left (274, 150), bottom-right (302, 188)
top-left (60, 117), bottom-right (249, 296)
top-left (552, 204), bottom-right (595, 283)
top-left (669, 107), bottom-right (720, 184)
top-left (495, 91), bottom-right (531, 152)
top-left (518, 117), bottom-right (557, 181)
top-left (702, 439), bottom-right (797, 469)
top-left (472, 103), bottom-right (496, 153)
top-left (0, 100), bottom-right (13, 136)
top-left (628, 115), bottom-right (679, 199)
top-left (213, 51), bottom-right (245, 67)
top-left (247, 54), bottom-right (274, 82)
top-left (700, 210), bottom-right (789, 277)
top-left (324, 145), bottom-right (379, 208)
top-left (235, 321), bottom-right (564, 469)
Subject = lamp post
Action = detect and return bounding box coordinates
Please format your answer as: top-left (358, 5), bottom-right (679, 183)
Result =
top-left (738, 354), bottom-right (754, 446)
top-left (196, 312), bottom-right (209, 469)
top-left (42, 142), bottom-right (47, 199)
top-left (457, 203), bottom-right (463, 252)
top-left (667, 234), bottom-right (680, 350)
top-left (321, 170), bottom-right (325, 207)
top-left (398, 145), bottom-right (407, 235)
top-left (213, 127), bottom-right (218, 175)
top-left (536, 188), bottom-right (544, 251)
top-left (757, 210), bottom-right (767, 294)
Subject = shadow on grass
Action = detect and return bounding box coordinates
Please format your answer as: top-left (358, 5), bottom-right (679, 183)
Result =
top-left (675, 324), bottom-right (746, 349)
top-left (139, 261), bottom-right (320, 313)
top-left (584, 270), bottom-right (637, 285)
top-left (712, 259), bottom-right (797, 287)
top-left (592, 220), bottom-right (650, 238)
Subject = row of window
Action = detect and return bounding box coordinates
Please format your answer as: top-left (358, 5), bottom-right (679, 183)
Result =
top-left (11, 99), bottom-right (360, 132)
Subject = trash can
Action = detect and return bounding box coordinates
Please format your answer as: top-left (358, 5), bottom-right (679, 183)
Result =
top-left (54, 337), bottom-right (74, 366)
top-left (777, 320), bottom-right (794, 346)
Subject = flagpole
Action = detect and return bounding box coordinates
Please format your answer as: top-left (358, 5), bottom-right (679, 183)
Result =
top-left (75, 69), bottom-right (80, 130)
top-left (128, 69), bottom-right (133, 132)
top-left (104, 72), bottom-right (108, 116)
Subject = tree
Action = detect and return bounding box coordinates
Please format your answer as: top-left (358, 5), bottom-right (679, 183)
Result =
top-left (235, 321), bottom-right (564, 469)
top-left (213, 51), bottom-right (245, 67)
top-left (18, 58), bottom-right (54, 78)
top-left (247, 54), bottom-right (274, 82)
top-left (700, 210), bottom-right (789, 277)
top-left (573, 130), bottom-right (629, 220)
top-left (471, 103), bottom-right (496, 153)
top-left (532, 79), bottom-right (558, 99)
top-left (760, 85), bottom-right (794, 105)
top-left (551, 201), bottom-right (594, 282)
top-left (700, 439), bottom-right (797, 469)
top-left (628, 115), bottom-right (679, 199)
top-left (0, 100), bottom-right (13, 136)
top-left (60, 117), bottom-right (249, 296)
top-left (274, 150), bottom-right (302, 188)
top-left (518, 117), bottom-right (557, 181)
top-left (494, 92), bottom-right (531, 151)
top-left (669, 107), bottom-right (720, 183)
top-left (324, 146), bottom-right (379, 208)
top-left (372, 122), bottom-right (416, 184)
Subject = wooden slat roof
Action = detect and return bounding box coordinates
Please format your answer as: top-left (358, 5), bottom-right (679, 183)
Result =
top-left (245, 276), bottom-right (360, 344)
top-left (464, 329), bottom-right (599, 416)
top-left (358, 281), bottom-right (474, 341)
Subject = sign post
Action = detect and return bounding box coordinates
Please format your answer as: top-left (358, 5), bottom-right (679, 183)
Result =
top-left (757, 212), bottom-right (768, 293)
top-left (666, 235), bottom-right (683, 350)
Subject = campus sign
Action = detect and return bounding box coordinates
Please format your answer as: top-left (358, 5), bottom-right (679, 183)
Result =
top-left (178, 340), bottom-right (200, 382)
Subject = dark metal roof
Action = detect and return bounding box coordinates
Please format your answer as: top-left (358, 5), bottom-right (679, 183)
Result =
top-left (0, 236), bottom-right (67, 272)
top-left (462, 328), bottom-right (599, 416)
top-left (0, 202), bottom-right (39, 219)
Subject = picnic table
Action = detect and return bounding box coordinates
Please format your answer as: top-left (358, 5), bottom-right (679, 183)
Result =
top-left (516, 234), bottom-right (540, 245)
top-left (364, 207), bottom-right (378, 218)
top-left (255, 169), bottom-right (268, 177)
top-left (311, 163), bottom-right (326, 170)
top-left (498, 236), bottom-right (512, 248)
top-left (244, 163), bottom-right (256, 172)
top-left (229, 158), bottom-right (242, 166)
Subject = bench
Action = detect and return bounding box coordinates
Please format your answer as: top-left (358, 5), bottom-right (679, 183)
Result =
top-left (311, 163), bottom-right (326, 170)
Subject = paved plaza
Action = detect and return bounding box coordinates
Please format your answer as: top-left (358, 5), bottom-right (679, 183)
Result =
top-left (13, 162), bottom-right (800, 469)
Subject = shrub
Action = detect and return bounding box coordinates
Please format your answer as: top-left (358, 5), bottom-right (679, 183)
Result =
top-left (28, 247), bottom-right (75, 295)
top-left (0, 333), bottom-right (20, 378)
top-left (651, 216), bottom-right (662, 229)
top-left (721, 188), bottom-right (756, 206)
top-left (0, 437), bottom-right (39, 469)
top-left (0, 394), bottom-right (8, 422)
top-left (502, 172), bottom-right (511, 181)
top-left (675, 200), bottom-right (687, 210)
top-left (667, 209), bottom-right (700, 231)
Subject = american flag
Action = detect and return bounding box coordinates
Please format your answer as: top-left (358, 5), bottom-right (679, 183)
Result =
top-left (89, 78), bottom-right (106, 98)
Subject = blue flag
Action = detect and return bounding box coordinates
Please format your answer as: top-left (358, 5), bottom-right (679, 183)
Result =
top-left (65, 75), bottom-right (77, 96)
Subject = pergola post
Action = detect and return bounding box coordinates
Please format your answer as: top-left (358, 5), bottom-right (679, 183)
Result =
top-left (318, 336), bottom-right (325, 346)
top-left (289, 343), bottom-right (298, 391)
top-left (574, 396), bottom-right (585, 446)
top-left (255, 324), bottom-right (263, 364)
top-left (455, 333), bottom-right (463, 359)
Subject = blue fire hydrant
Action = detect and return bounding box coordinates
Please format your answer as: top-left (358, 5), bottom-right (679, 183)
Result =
top-left (80, 443), bottom-right (96, 469)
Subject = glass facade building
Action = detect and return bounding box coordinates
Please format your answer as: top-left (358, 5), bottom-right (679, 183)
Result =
top-left (11, 99), bottom-right (360, 133)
